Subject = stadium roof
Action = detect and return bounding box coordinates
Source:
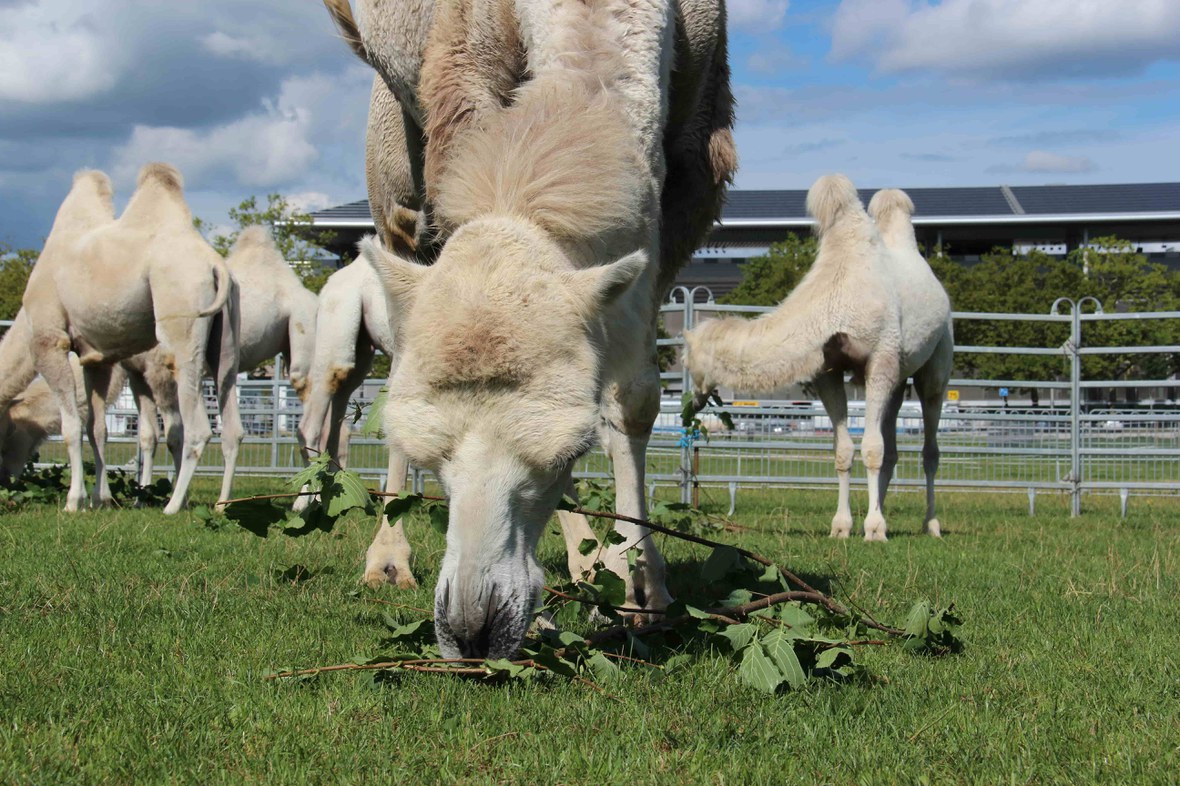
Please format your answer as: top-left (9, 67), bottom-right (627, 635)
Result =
top-left (309, 182), bottom-right (1180, 229)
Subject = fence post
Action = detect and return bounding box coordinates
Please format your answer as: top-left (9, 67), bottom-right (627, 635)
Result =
top-left (272, 353), bottom-right (283, 471)
top-left (1053, 296), bottom-right (1103, 518)
top-left (672, 287), bottom-right (694, 505)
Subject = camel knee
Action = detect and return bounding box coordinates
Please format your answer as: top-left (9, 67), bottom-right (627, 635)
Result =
top-left (861, 439), bottom-right (885, 471)
top-left (833, 440), bottom-right (855, 472)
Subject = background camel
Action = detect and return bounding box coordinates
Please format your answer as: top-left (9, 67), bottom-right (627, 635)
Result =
top-left (329, 0), bottom-right (736, 659)
top-left (120, 226), bottom-right (318, 506)
top-left (683, 175), bottom-right (953, 541)
top-left (292, 253), bottom-right (416, 589)
top-left (0, 370), bottom-right (127, 487)
top-left (20, 164), bottom-right (242, 514)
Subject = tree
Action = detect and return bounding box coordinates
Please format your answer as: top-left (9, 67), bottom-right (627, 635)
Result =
top-left (719, 233), bottom-right (816, 306)
top-left (194, 194), bottom-right (337, 294)
top-left (0, 244), bottom-right (38, 321)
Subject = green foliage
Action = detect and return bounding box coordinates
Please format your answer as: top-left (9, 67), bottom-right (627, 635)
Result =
top-left (719, 233), bottom-right (816, 307)
top-left (0, 463), bottom-right (172, 509)
top-left (0, 244), bottom-right (38, 320)
top-left (193, 194), bottom-right (337, 294)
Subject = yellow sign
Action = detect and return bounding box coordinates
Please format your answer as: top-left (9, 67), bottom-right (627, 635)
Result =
top-left (731, 400), bottom-right (760, 407)
top-left (946, 390), bottom-right (960, 401)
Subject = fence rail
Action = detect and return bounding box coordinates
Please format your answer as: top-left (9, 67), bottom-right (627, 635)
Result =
top-left (4, 291), bottom-right (1178, 515)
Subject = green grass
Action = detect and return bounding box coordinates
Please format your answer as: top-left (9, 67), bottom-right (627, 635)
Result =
top-left (2, 477), bottom-right (1178, 784)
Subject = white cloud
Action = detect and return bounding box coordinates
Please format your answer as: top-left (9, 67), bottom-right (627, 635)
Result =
top-left (285, 191), bottom-right (333, 213)
top-left (0, 1), bottom-right (127, 103)
top-left (112, 72), bottom-right (354, 189)
top-left (831, 0), bottom-right (1180, 80)
top-left (729, 0), bottom-right (790, 33)
top-left (988, 150), bottom-right (1097, 174)
top-left (201, 31), bottom-right (283, 64)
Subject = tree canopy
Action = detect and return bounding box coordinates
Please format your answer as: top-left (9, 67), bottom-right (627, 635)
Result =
top-left (0, 244), bottom-right (38, 321)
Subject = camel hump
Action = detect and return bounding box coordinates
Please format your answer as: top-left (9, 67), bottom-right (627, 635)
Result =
top-left (72, 169), bottom-right (114, 201)
top-left (868, 188), bottom-right (914, 222)
top-left (806, 173), bottom-right (862, 235)
top-left (137, 162), bottom-right (184, 193)
top-left (230, 225), bottom-right (277, 253)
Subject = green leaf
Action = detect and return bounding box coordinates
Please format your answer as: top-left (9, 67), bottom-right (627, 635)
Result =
top-left (322, 469), bottom-right (374, 517)
top-left (815, 646), bottom-right (853, 670)
top-left (701, 545), bottom-right (741, 583)
top-left (359, 386), bottom-right (389, 437)
top-left (604, 530), bottom-right (627, 547)
top-left (684, 605), bottom-right (711, 619)
top-left (585, 652), bottom-right (620, 683)
top-left (777, 603), bottom-right (817, 630)
top-left (717, 410), bottom-right (735, 430)
top-left (484, 658), bottom-right (526, 678)
top-left (427, 504), bottom-right (449, 534)
top-left (222, 497), bottom-right (289, 537)
top-left (595, 569), bottom-right (627, 608)
top-left (718, 623), bottom-right (758, 652)
top-left (737, 642), bottom-right (784, 694)
top-left (762, 629), bottom-right (806, 689)
top-left (556, 495), bottom-right (578, 512)
top-left (289, 452), bottom-right (332, 492)
top-left (577, 537), bottom-right (598, 556)
top-left (384, 494), bottom-right (424, 520)
top-left (662, 654), bottom-right (693, 673)
top-left (719, 588), bottom-right (753, 608)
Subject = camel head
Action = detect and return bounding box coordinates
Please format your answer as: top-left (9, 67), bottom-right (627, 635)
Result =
top-left (361, 224), bottom-right (644, 659)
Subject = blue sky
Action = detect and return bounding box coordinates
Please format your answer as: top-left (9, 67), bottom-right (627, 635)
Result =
top-left (3, 0), bottom-right (1180, 249)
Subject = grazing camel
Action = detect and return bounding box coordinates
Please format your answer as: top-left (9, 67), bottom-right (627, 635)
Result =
top-left (122, 226), bottom-right (319, 505)
top-left (19, 164), bottom-right (242, 514)
top-left (0, 370), bottom-right (126, 487)
top-left (327, 0), bottom-right (736, 658)
top-left (683, 176), bottom-right (953, 541)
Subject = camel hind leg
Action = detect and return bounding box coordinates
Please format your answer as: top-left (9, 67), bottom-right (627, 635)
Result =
top-left (876, 385), bottom-right (907, 516)
top-left (127, 370), bottom-right (159, 486)
top-left (208, 298), bottom-right (242, 509)
top-left (914, 334), bottom-right (953, 537)
top-left (158, 318), bottom-right (214, 515)
top-left (814, 369), bottom-right (854, 538)
top-left (83, 364), bottom-right (115, 507)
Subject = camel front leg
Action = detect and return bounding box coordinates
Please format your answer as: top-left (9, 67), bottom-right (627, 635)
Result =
top-left (83, 364), bottom-right (114, 507)
top-left (861, 356), bottom-right (901, 542)
top-left (877, 385), bottom-right (906, 514)
top-left (32, 334), bottom-right (87, 511)
top-left (814, 370), bottom-right (854, 538)
top-left (362, 446), bottom-right (416, 589)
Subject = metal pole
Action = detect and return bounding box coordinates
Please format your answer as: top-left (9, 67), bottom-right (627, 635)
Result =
top-left (272, 353), bottom-right (282, 471)
top-left (674, 287), bottom-right (694, 505)
top-left (1070, 304), bottom-right (1081, 517)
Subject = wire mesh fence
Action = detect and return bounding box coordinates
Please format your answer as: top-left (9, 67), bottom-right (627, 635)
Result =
top-left (6, 292), bottom-right (1179, 514)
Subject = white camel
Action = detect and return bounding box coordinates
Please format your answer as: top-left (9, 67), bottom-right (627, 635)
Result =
top-left (683, 176), bottom-right (953, 541)
top-left (292, 253), bottom-right (417, 590)
top-left (119, 226), bottom-right (319, 505)
top-left (0, 370), bottom-right (126, 486)
top-left (19, 164), bottom-right (242, 514)
top-left (326, 0), bottom-right (736, 659)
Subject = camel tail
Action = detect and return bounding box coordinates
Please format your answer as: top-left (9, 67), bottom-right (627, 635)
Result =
top-left (198, 254), bottom-right (233, 318)
top-left (323, 0), bottom-right (370, 64)
top-left (806, 173), bottom-right (863, 236)
top-left (868, 188), bottom-right (915, 222)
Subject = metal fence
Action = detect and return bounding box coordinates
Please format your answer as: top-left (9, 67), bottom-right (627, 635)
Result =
top-left (5, 292), bottom-right (1179, 515)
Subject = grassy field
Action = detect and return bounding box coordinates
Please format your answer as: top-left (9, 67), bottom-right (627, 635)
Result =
top-left (1, 476), bottom-right (1178, 784)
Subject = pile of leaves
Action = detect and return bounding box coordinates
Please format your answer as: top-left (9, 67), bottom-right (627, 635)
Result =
top-left (221, 458), bottom-right (963, 695)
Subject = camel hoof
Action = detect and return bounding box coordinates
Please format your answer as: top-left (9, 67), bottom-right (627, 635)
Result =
top-left (163, 501), bottom-right (184, 515)
top-left (925, 518), bottom-right (942, 538)
top-left (830, 514), bottom-right (853, 538)
top-left (363, 563), bottom-right (418, 590)
top-left (863, 512), bottom-right (888, 542)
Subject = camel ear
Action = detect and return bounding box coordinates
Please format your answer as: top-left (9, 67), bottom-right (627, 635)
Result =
top-left (568, 250), bottom-right (647, 312)
top-left (358, 235), bottom-right (430, 305)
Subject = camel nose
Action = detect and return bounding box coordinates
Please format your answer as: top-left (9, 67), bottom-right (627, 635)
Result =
top-left (435, 580), bottom-right (530, 660)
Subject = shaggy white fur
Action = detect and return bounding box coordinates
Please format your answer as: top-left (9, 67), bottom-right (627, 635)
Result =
top-left (325, 0), bottom-right (735, 659)
top-left (684, 175), bottom-right (953, 541)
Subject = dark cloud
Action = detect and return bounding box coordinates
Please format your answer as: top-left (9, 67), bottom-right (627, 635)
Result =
top-left (984, 129), bottom-right (1122, 148)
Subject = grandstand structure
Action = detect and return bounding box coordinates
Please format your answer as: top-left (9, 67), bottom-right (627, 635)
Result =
top-left (308, 182), bottom-right (1180, 298)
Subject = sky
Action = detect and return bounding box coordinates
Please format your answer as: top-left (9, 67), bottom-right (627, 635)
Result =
top-left (3, 0), bottom-right (1180, 249)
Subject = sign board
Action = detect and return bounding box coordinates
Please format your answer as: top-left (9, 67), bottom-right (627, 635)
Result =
top-left (946, 390), bottom-right (959, 402)
top-left (999, 387), bottom-right (1010, 398)
top-left (731, 400), bottom-right (760, 407)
